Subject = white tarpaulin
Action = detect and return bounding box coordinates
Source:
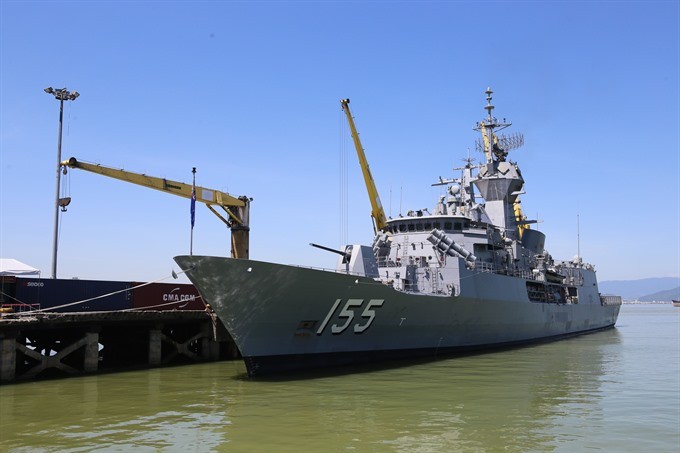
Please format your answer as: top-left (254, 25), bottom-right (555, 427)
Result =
top-left (0, 259), bottom-right (40, 276)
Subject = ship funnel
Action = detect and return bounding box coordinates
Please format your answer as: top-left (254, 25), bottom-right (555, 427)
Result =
top-left (520, 229), bottom-right (545, 255)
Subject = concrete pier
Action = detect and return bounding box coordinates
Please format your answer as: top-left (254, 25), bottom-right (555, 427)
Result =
top-left (0, 311), bottom-right (237, 384)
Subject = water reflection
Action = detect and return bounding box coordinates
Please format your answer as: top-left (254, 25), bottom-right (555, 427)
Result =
top-left (0, 328), bottom-right (635, 452)
top-left (0, 363), bottom-right (241, 452)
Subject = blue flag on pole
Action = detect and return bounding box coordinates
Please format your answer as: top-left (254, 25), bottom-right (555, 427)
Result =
top-left (190, 185), bottom-right (196, 229)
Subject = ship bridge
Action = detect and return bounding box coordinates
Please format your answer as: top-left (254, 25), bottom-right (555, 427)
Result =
top-left (385, 215), bottom-right (471, 235)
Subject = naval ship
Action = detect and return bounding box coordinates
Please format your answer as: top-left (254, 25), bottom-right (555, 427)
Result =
top-left (175, 89), bottom-right (621, 377)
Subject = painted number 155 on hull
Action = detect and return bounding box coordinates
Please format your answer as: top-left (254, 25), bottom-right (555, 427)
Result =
top-left (316, 299), bottom-right (385, 335)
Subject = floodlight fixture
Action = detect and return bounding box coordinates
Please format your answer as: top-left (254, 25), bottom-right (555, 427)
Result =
top-left (45, 86), bottom-right (80, 279)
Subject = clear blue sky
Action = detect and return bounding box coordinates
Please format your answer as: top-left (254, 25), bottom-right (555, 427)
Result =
top-left (1, 1), bottom-right (678, 283)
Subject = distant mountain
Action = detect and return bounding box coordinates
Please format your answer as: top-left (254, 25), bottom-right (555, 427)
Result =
top-left (637, 287), bottom-right (680, 302)
top-left (599, 277), bottom-right (680, 300)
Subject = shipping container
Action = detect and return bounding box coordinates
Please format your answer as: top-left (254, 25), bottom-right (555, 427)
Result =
top-left (131, 282), bottom-right (205, 311)
top-left (15, 278), bottom-right (132, 312)
top-left (0, 276), bottom-right (24, 310)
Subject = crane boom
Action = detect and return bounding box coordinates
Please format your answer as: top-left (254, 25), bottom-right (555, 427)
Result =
top-left (340, 99), bottom-right (388, 233)
top-left (61, 157), bottom-right (250, 259)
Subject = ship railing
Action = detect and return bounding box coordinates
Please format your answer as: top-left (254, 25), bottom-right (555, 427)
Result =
top-left (473, 262), bottom-right (546, 282)
top-left (294, 265), bottom-right (379, 278)
top-left (376, 257), bottom-right (400, 268)
top-left (398, 281), bottom-right (455, 297)
top-left (553, 264), bottom-right (585, 286)
top-left (600, 295), bottom-right (623, 306)
top-left (507, 269), bottom-right (535, 280)
top-left (475, 261), bottom-right (495, 274)
top-left (0, 303), bottom-right (41, 313)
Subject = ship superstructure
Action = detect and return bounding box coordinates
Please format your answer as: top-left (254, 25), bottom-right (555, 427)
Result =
top-left (347, 88), bottom-right (585, 305)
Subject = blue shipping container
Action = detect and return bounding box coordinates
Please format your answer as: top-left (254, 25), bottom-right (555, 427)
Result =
top-left (15, 278), bottom-right (132, 312)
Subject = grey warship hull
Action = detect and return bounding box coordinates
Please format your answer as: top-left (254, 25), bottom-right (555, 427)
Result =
top-left (175, 90), bottom-right (622, 377)
top-left (174, 255), bottom-right (620, 377)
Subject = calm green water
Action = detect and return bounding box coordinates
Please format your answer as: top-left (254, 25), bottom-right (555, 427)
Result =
top-left (1, 304), bottom-right (678, 452)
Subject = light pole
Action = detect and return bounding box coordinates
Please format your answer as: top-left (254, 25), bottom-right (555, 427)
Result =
top-left (45, 87), bottom-right (79, 279)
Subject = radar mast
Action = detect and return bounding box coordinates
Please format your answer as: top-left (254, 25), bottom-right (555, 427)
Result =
top-left (474, 87), bottom-right (524, 163)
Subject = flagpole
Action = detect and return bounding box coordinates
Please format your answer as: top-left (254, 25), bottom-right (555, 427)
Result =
top-left (190, 167), bottom-right (196, 255)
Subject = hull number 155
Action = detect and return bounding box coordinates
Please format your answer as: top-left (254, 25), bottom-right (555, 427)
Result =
top-left (316, 299), bottom-right (385, 335)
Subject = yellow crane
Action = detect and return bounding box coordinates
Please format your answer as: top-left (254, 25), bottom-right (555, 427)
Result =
top-left (340, 99), bottom-right (388, 234)
top-left (60, 157), bottom-right (251, 259)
